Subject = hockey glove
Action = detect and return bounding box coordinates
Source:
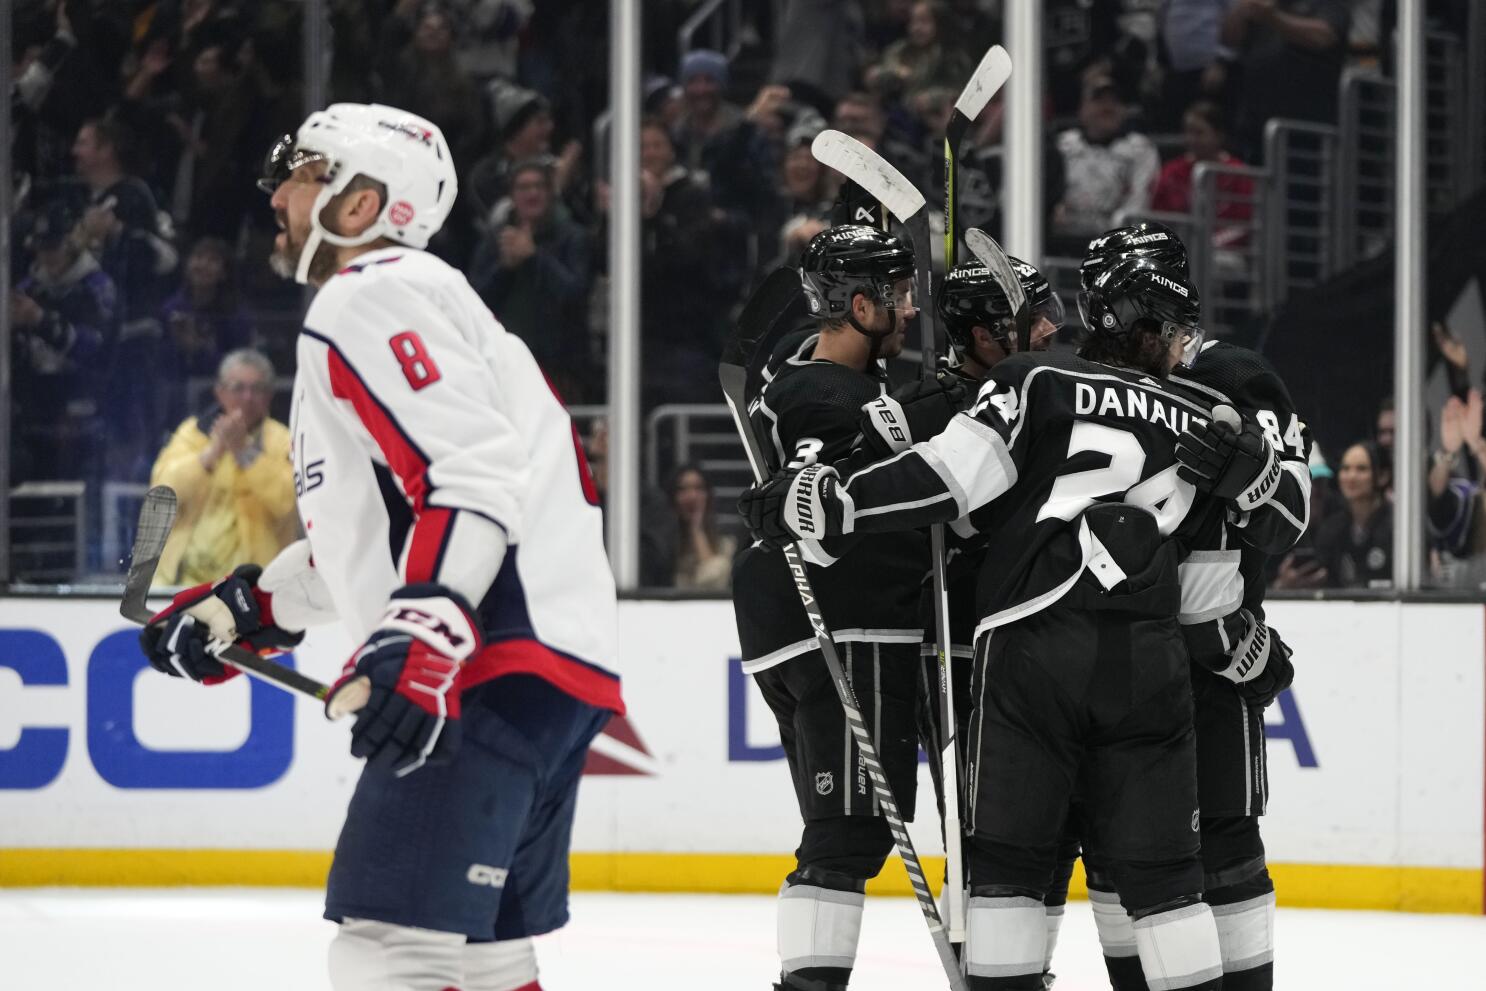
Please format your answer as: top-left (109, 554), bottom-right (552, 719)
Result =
top-left (326, 585), bottom-right (481, 777)
top-left (1175, 404), bottom-right (1281, 512)
top-left (140, 564), bottom-right (305, 683)
top-left (859, 369), bottom-right (970, 458)
top-left (1214, 610), bottom-right (1295, 709)
top-left (738, 463), bottom-right (848, 547)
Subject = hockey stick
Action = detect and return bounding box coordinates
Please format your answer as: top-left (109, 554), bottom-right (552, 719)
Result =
top-left (720, 361), bottom-right (966, 991)
top-left (119, 486), bottom-right (370, 713)
top-left (724, 253), bottom-right (967, 991)
top-left (814, 126), bottom-right (972, 946)
top-left (934, 43), bottom-right (1013, 942)
top-left (943, 45), bottom-right (1012, 271)
top-left (965, 228), bottom-right (1030, 347)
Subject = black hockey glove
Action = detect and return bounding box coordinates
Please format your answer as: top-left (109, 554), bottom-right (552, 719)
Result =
top-left (1214, 611), bottom-right (1295, 709)
top-left (1176, 404), bottom-right (1281, 512)
top-left (140, 565), bottom-right (304, 684)
top-left (738, 464), bottom-right (847, 548)
top-left (858, 369), bottom-right (971, 458)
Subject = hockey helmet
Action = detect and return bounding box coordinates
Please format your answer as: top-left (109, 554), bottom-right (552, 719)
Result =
top-left (1079, 221), bottom-right (1189, 294)
top-left (799, 224), bottom-right (916, 320)
top-left (1082, 256), bottom-right (1203, 366)
top-left (937, 256), bottom-right (1063, 356)
top-left (274, 103), bottom-right (459, 284)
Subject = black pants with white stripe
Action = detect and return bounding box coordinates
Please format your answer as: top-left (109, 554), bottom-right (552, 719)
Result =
top-left (963, 604), bottom-right (1204, 914)
top-left (754, 640), bottom-right (921, 882)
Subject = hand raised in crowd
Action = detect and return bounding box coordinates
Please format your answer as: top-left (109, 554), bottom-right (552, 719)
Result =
top-left (746, 85), bottom-right (792, 124)
top-left (1432, 320), bottom-right (1469, 373)
top-left (1274, 551), bottom-right (1327, 589)
top-left (202, 409), bottom-right (251, 471)
top-left (79, 202), bottom-right (119, 245)
top-left (1440, 394), bottom-right (1466, 454)
top-left (55, 0), bottom-right (72, 37)
top-left (498, 225), bottom-right (537, 268)
top-left (139, 38), bottom-right (173, 79)
top-left (8, 290), bottom-right (43, 329)
top-left (554, 140), bottom-right (582, 195)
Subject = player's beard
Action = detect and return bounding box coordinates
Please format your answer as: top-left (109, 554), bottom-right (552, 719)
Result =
top-left (270, 209), bottom-right (341, 285)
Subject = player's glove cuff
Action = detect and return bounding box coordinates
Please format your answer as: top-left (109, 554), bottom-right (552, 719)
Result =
top-left (739, 464), bottom-right (850, 546)
top-left (1215, 609), bottom-right (1270, 686)
top-left (376, 584), bottom-right (482, 662)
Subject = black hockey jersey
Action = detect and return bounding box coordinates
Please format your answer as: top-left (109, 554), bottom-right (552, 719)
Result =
top-left (833, 349), bottom-right (1219, 640)
top-left (733, 332), bottom-right (929, 672)
top-left (1170, 341), bottom-right (1313, 669)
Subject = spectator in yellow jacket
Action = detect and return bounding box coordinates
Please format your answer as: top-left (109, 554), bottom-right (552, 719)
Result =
top-left (150, 349), bottom-right (297, 586)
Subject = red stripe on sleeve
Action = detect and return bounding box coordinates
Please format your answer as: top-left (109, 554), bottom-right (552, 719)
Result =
top-left (405, 506), bottom-right (454, 583)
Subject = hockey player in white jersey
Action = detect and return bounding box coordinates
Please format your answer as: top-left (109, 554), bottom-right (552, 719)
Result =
top-left (138, 104), bottom-right (622, 991)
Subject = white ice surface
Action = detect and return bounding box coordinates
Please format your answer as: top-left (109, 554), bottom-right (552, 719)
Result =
top-left (1, 889), bottom-right (1484, 990)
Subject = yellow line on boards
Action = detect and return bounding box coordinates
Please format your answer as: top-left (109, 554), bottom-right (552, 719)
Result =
top-left (1, 850), bottom-right (1480, 914)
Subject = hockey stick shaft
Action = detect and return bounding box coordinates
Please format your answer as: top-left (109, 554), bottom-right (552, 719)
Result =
top-left (935, 44), bottom-right (1010, 944)
top-left (721, 363), bottom-right (967, 991)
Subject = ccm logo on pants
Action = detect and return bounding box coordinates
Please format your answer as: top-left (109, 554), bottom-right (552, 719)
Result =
top-left (467, 864), bottom-right (509, 888)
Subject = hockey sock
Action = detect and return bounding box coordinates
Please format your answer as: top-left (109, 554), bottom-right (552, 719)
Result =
top-left (777, 881), bottom-right (864, 985)
top-left (1089, 888), bottom-right (1146, 991)
top-left (462, 937), bottom-right (539, 991)
top-left (1132, 902), bottom-right (1223, 990)
top-left (1209, 878), bottom-right (1275, 989)
top-left (1042, 904), bottom-right (1064, 975)
top-left (329, 918), bottom-right (466, 991)
top-left (964, 894), bottom-right (1046, 989)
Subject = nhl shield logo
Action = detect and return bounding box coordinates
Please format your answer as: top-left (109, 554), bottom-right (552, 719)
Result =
top-left (815, 771), bottom-right (834, 796)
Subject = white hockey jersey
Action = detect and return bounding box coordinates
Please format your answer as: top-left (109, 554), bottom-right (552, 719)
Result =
top-left (291, 247), bottom-right (622, 713)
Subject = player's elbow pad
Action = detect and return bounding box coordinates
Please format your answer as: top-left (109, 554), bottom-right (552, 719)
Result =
top-left (258, 540), bottom-right (339, 632)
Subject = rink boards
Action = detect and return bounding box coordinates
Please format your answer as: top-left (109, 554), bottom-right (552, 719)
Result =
top-left (0, 597), bottom-right (1482, 913)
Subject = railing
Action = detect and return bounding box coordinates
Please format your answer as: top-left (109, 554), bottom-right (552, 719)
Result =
top-left (1425, 30), bottom-right (1469, 210)
top-left (1263, 119), bottom-right (1338, 307)
top-left (678, 0), bottom-right (745, 59)
top-left (100, 481), bottom-right (152, 575)
top-left (9, 482), bottom-right (86, 583)
top-left (1335, 69), bottom-right (1396, 269)
top-left (1190, 162), bottom-right (1269, 337)
top-left (644, 404), bottom-right (751, 525)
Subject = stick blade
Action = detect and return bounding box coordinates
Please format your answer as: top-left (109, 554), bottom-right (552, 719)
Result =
top-left (120, 486), bottom-right (178, 622)
top-left (811, 130), bottom-right (925, 223)
top-left (954, 45), bottom-right (1012, 119)
top-left (965, 227), bottom-right (1031, 349)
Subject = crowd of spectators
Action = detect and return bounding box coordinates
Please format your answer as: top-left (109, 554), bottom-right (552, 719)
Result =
top-left (4, 0), bottom-right (1479, 591)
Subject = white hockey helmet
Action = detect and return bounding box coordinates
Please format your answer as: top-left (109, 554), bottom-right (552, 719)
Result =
top-left (289, 102), bottom-right (458, 283)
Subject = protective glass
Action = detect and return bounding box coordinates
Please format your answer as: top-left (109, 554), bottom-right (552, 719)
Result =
top-left (1034, 291), bottom-right (1066, 330)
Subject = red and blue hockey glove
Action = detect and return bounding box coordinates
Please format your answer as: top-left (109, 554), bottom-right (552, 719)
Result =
top-left (1176, 404), bottom-right (1281, 511)
top-left (140, 564), bottom-right (304, 683)
top-left (325, 585), bottom-right (482, 777)
top-left (738, 463), bottom-right (848, 548)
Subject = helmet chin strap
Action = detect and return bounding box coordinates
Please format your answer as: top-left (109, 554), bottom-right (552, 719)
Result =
top-left (845, 292), bottom-right (898, 365)
top-left (293, 172), bottom-right (391, 285)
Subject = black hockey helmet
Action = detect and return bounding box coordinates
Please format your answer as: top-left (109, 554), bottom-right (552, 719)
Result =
top-left (1082, 256), bottom-right (1203, 366)
top-left (937, 257), bottom-right (1064, 355)
top-left (799, 224), bottom-right (916, 321)
top-left (1079, 220), bottom-right (1188, 293)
